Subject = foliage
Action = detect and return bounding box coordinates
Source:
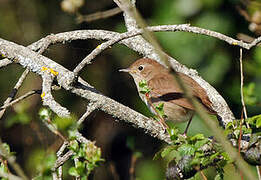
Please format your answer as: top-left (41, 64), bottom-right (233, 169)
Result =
top-left (0, 161), bottom-right (8, 180)
top-left (27, 149), bottom-right (56, 179)
top-left (138, 80), bottom-right (151, 94)
top-left (67, 130), bottom-right (104, 179)
top-left (157, 127), bottom-right (232, 179)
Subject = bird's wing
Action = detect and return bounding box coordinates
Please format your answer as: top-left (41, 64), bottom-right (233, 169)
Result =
top-left (177, 72), bottom-right (215, 114)
top-left (148, 72), bottom-right (215, 114)
top-left (147, 73), bottom-right (195, 110)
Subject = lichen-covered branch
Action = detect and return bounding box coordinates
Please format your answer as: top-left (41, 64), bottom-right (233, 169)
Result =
top-left (0, 37), bottom-right (171, 144)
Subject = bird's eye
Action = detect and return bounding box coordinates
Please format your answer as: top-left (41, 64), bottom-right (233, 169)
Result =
top-left (138, 65), bottom-right (144, 71)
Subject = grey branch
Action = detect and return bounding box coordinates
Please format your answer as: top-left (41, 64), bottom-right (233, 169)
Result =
top-left (77, 102), bottom-right (100, 125)
top-left (0, 171), bottom-right (22, 180)
top-left (0, 59), bottom-right (12, 69)
top-left (41, 73), bottom-right (70, 117)
top-left (0, 139), bottom-right (29, 180)
top-left (0, 37), bottom-right (171, 143)
top-left (0, 69), bottom-right (30, 119)
top-left (77, 7), bottom-right (122, 23)
top-left (53, 150), bottom-right (74, 170)
top-left (0, 90), bottom-right (39, 110)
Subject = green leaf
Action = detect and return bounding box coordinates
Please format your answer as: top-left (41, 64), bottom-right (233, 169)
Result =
top-left (155, 103), bottom-right (167, 119)
top-left (138, 80), bottom-right (151, 94)
top-left (166, 126), bottom-right (179, 141)
top-left (38, 108), bottom-right (52, 121)
top-left (69, 140), bottom-right (79, 152)
top-left (177, 144), bottom-right (195, 156)
top-left (210, 152), bottom-right (220, 161)
top-left (226, 122), bottom-right (234, 129)
top-left (68, 167), bottom-right (80, 177)
top-left (194, 139), bottom-right (209, 149)
top-left (246, 114), bottom-right (261, 128)
top-left (1, 143), bottom-right (11, 154)
top-left (0, 161), bottom-right (8, 180)
top-left (220, 152), bottom-right (231, 162)
top-left (190, 133), bottom-right (205, 141)
top-left (68, 130), bottom-right (78, 140)
top-left (215, 173), bottom-right (223, 180)
top-left (233, 129), bottom-right (240, 139)
top-left (53, 114), bottom-right (77, 131)
top-left (257, 118), bottom-right (261, 128)
top-left (161, 146), bottom-right (175, 158)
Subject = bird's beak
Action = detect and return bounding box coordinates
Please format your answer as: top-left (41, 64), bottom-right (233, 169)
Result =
top-left (119, 68), bottom-right (131, 73)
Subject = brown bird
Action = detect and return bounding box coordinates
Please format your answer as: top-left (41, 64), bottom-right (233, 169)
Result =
top-left (120, 58), bottom-right (216, 134)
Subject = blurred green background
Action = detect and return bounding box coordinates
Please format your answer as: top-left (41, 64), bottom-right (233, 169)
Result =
top-left (0, 0), bottom-right (261, 179)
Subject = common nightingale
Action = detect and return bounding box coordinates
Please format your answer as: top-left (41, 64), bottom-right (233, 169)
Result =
top-left (120, 58), bottom-right (216, 133)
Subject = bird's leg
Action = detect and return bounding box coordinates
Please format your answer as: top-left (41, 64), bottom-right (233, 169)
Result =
top-left (183, 116), bottom-right (193, 136)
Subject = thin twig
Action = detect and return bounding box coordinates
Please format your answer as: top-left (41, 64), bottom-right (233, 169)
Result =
top-left (0, 69), bottom-right (30, 119)
top-left (0, 90), bottom-right (40, 110)
top-left (57, 166), bottom-right (62, 180)
top-left (129, 155), bottom-right (137, 180)
top-left (52, 171), bottom-right (59, 180)
top-left (239, 111), bottom-right (244, 180)
top-left (53, 150), bottom-right (74, 169)
top-left (77, 102), bottom-right (100, 125)
top-left (72, 27), bottom-right (149, 75)
top-left (113, 0), bottom-right (169, 66)
top-left (144, 93), bottom-right (168, 129)
top-left (239, 46), bottom-right (260, 180)
top-left (77, 7), bottom-right (122, 23)
top-left (29, 25), bottom-right (261, 53)
top-left (57, 141), bottom-right (69, 157)
top-left (43, 118), bottom-right (67, 141)
top-left (53, 142), bottom-right (69, 179)
top-left (0, 139), bottom-right (29, 180)
top-left (74, 158), bottom-right (81, 180)
top-left (239, 48), bottom-right (248, 120)
top-left (257, 166), bottom-right (261, 180)
top-left (200, 170), bottom-right (208, 180)
top-left (0, 171), bottom-right (22, 180)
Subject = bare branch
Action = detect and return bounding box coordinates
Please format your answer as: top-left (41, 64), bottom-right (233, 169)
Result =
top-left (77, 7), bottom-right (122, 23)
top-left (41, 73), bottom-right (70, 117)
top-left (0, 171), bottom-right (22, 180)
top-left (0, 90), bottom-right (40, 110)
top-left (0, 59), bottom-right (12, 69)
top-left (239, 48), bottom-right (248, 120)
top-left (53, 150), bottom-right (74, 170)
top-left (0, 140), bottom-right (29, 180)
top-left (73, 27), bottom-right (151, 75)
top-left (77, 102), bottom-right (100, 125)
top-left (0, 69), bottom-right (30, 119)
top-left (0, 37), bottom-right (170, 143)
top-left (239, 48), bottom-right (261, 180)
